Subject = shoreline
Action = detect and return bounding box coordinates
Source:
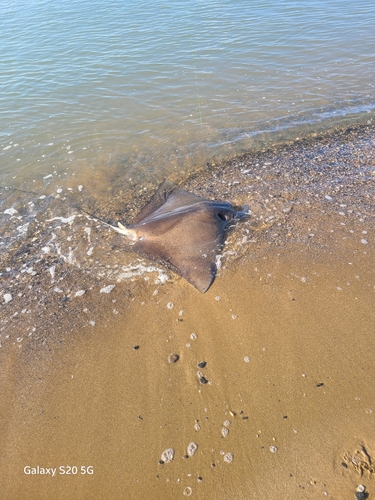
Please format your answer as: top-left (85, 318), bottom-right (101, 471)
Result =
top-left (1, 121), bottom-right (375, 499)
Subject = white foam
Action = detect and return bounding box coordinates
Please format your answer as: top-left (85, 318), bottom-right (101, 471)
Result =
top-left (4, 208), bottom-right (18, 216)
top-left (116, 263), bottom-right (169, 284)
top-left (46, 215), bottom-right (76, 225)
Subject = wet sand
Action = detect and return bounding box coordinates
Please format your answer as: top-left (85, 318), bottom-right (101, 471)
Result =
top-left (1, 123), bottom-right (375, 499)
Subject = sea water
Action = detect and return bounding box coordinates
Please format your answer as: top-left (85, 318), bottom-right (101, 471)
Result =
top-left (1, 0), bottom-right (374, 187)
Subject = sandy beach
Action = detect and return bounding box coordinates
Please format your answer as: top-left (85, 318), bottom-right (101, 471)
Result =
top-left (1, 123), bottom-right (375, 499)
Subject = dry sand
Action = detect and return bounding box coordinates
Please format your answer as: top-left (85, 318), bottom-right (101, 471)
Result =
top-left (1, 123), bottom-right (375, 499)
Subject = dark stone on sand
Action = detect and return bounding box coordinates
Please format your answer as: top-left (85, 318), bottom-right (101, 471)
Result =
top-left (168, 354), bottom-right (179, 363)
top-left (197, 361), bottom-right (207, 368)
top-left (200, 376), bottom-right (208, 384)
top-left (133, 345), bottom-right (140, 350)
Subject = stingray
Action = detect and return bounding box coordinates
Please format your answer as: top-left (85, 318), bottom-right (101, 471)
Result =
top-left (108, 180), bottom-right (248, 293)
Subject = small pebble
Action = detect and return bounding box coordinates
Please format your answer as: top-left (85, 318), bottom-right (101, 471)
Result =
top-left (167, 302), bottom-right (174, 309)
top-left (200, 377), bottom-right (208, 384)
top-left (183, 487), bottom-right (192, 496)
top-left (168, 354), bottom-right (179, 363)
top-left (197, 361), bottom-right (206, 368)
top-left (3, 293), bottom-right (12, 304)
top-left (187, 442), bottom-right (198, 457)
top-left (223, 452), bottom-right (234, 463)
top-left (133, 345), bottom-right (140, 350)
top-left (361, 239), bottom-right (368, 244)
top-left (356, 484), bottom-right (367, 500)
top-left (244, 356), bottom-right (250, 363)
top-left (221, 428), bottom-right (229, 438)
top-left (100, 285), bottom-right (115, 294)
top-left (161, 448), bottom-right (174, 463)
top-left (269, 446), bottom-right (278, 453)
top-left (75, 290), bottom-right (86, 297)
top-left (4, 208), bottom-right (18, 215)
top-left (223, 420), bottom-right (231, 427)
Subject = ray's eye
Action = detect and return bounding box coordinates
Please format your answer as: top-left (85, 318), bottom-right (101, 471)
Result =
top-left (217, 212), bottom-right (227, 221)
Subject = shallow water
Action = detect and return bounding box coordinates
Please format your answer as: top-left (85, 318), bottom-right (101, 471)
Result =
top-left (1, 0), bottom-right (375, 187)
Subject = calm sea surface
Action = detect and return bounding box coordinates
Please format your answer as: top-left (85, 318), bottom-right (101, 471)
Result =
top-left (1, 0), bottom-right (374, 187)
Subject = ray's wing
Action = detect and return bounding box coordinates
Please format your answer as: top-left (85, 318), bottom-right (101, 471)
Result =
top-left (131, 180), bottom-right (205, 225)
top-left (133, 210), bottom-right (225, 293)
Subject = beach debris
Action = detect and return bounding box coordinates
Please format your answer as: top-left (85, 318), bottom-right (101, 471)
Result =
top-left (3, 293), bottom-right (13, 304)
top-left (100, 284), bottom-right (115, 294)
top-left (355, 484), bottom-right (367, 500)
top-left (197, 370), bottom-right (208, 384)
top-left (160, 448), bottom-right (174, 463)
top-left (4, 207), bottom-right (18, 216)
top-left (168, 354), bottom-right (179, 363)
top-left (270, 446), bottom-right (278, 453)
top-left (223, 452), bottom-right (234, 463)
top-left (187, 442), bottom-right (198, 457)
